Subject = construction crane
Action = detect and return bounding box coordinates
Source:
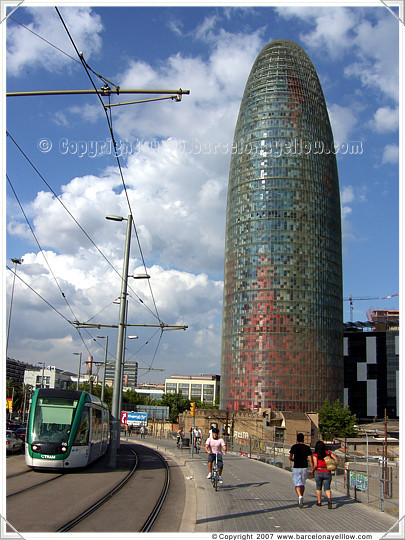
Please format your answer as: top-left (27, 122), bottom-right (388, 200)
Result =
top-left (343, 295), bottom-right (379, 323)
top-left (343, 294), bottom-right (399, 323)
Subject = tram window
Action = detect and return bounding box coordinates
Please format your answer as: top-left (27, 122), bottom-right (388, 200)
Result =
top-left (32, 397), bottom-right (78, 442)
top-left (73, 408), bottom-right (90, 446)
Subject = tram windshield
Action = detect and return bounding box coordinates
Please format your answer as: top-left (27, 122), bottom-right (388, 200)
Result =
top-left (32, 396), bottom-right (79, 443)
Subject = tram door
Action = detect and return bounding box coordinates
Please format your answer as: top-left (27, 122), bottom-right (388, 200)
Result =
top-left (89, 407), bottom-right (103, 461)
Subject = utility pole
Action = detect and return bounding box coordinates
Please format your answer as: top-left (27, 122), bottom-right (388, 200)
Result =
top-left (108, 215), bottom-right (132, 468)
top-left (384, 409), bottom-right (388, 497)
top-left (6, 258), bottom-right (22, 356)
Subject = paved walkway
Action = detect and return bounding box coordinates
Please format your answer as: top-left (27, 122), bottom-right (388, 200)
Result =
top-left (135, 435), bottom-right (400, 535)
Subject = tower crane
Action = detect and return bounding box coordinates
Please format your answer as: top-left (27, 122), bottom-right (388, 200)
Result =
top-left (343, 295), bottom-right (379, 323)
top-left (343, 294), bottom-right (399, 323)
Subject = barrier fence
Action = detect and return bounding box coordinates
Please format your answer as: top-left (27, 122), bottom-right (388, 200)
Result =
top-left (160, 431), bottom-right (398, 515)
top-left (221, 436), bottom-right (399, 516)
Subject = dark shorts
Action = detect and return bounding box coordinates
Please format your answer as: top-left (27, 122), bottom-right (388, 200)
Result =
top-left (208, 453), bottom-right (223, 468)
top-left (315, 471), bottom-right (332, 491)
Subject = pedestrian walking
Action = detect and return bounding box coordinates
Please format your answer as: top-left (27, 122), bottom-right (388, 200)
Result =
top-left (310, 440), bottom-right (339, 509)
top-left (289, 433), bottom-right (313, 508)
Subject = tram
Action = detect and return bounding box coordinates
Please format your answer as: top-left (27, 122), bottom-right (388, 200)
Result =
top-left (25, 388), bottom-right (109, 469)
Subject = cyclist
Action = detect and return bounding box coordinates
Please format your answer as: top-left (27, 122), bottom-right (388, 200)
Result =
top-left (205, 427), bottom-right (226, 483)
top-left (176, 427), bottom-right (184, 448)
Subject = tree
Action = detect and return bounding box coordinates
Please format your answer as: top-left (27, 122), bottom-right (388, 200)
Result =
top-left (160, 392), bottom-right (190, 423)
top-left (318, 398), bottom-right (357, 440)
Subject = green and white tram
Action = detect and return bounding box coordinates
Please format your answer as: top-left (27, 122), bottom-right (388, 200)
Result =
top-left (25, 388), bottom-right (109, 469)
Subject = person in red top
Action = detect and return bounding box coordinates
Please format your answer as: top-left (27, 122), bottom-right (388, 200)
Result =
top-left (310, 440), bottom-right (338, 509)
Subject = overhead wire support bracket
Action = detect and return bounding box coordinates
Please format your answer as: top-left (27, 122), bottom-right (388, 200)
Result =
top-left (6, 88), bottom-right (190, 98)
top-left (71, 321), bottom-right (188, 331)
top-left (105, 94), bottom-right (183, 108)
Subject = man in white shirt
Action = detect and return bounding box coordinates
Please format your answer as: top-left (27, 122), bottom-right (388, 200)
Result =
top-left (205, 427), bottom-right (227, 483)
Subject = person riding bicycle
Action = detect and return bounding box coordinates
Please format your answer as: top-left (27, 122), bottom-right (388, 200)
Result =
top-left (193, 426), bottom-right (202, 443)
top-left (205, 427), bottom-right (226, 483)
top-left (176, 427), bottom-right (184, 447)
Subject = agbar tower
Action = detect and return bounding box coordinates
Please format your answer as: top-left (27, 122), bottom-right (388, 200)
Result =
top-left (220, 40), bottom-right (343, 412)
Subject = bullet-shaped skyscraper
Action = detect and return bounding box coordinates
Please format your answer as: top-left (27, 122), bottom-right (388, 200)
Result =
top-left (221, 40), bottom-right (343, 412)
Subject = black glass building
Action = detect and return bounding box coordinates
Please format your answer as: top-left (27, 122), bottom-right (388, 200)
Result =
top-left (221, 40), bottom-right (343, 412)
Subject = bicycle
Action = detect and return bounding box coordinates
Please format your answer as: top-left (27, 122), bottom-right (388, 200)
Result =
top-left (211, 453), bottom-right (219, 491)
top-left (193, 437), bottom-right (201, 454)
top-left (177, 436), bottom-right (183, 449)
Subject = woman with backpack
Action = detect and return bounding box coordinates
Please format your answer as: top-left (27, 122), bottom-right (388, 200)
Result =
top-left (310, 440), bottom-right (338, 509)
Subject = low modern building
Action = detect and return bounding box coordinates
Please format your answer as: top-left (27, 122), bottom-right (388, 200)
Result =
top-left (23, 365), bottom-right (77, 390)
top-left (343, 326), bottom-right (399, 421)
top-left (134, 384), bottom-right (165, 400)
top-left (165, 374), bottom-right (220, 404)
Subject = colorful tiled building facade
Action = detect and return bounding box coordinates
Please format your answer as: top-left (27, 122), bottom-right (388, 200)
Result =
top-left (221, 40), bottom-right (343, 412)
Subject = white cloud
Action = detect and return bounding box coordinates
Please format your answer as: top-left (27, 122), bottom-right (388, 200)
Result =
top-left (369, 107), bottom-right (399, 133)
top-left (346, 15), bottom-right (399, 102)
top-left (382, 143), bottom-right (399, 164)
top-left (276, 7), bottom-right (399, 102)
top-left (328, 104), bottom-right (358, 143)
top-left (7, 7), bottom-right (103, 76)
top-left (341, 186), bottom-right (355, 205)
top-left (83, 22), bottom-right (264, 145)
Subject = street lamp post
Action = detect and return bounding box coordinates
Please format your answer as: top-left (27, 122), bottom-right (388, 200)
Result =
top-left (97, 336), bottom-right (109, 403)
top-left (38, 362), bottom-right (46, 389)
top-left (6, 258), bottom-right (22, 357)
top-left (106, 214), bottom-right (132, 468)
top-left (73, 352), bottom-right (82, 390)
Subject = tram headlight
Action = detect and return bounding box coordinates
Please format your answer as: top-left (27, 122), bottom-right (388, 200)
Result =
top-left (32, 444), bottom-right (40, 451)
top-left (61, 446), bottom-right (67, 453)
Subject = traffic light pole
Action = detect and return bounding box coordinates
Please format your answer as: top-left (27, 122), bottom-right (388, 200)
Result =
top-left (190, 402), bottom-right (196, 458)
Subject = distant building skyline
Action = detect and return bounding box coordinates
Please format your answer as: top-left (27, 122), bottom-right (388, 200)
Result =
top-left (221, 39), bottom-right (343, 412)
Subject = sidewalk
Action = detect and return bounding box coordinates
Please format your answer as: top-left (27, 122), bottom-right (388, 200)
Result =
top-left (135, 435), bottom-right (400, 535)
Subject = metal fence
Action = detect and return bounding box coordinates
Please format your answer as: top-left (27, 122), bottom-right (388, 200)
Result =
top-left (215, 436), bottom-right (399, 515)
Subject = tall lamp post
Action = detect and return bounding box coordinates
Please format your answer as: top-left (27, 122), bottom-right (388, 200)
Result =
top-left (73, 352), bottom-right (82, 390)
top-left (38, 362), bottom-right (46, 389)
top-left (106, 214), bottom-right (132, 468)
top-left (97, 336), bottom-right (109, 403)
top-left (6, 257), bottom-right (23, 356)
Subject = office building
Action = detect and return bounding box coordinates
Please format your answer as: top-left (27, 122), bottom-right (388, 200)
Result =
top-left (165, 374), bottom-right (220, 404)
top-left (221, 39), bottom-right (343, 412)
top-left (104, 361), bottom-right (138, 390)
top-left (6, 357), bottom-right (37, 386)
top-left (344, 325), bottom-right (399, 420)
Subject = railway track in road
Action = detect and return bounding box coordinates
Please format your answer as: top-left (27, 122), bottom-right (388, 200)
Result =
top-left (6, 443), bottom-right (171, 533)
top-left (57, 447), bottom-right (139, 532)
top-left (62, 445), bottom-right (171, 533)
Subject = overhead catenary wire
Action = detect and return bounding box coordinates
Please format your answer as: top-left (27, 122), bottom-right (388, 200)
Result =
top-left (6, 265), bottom-right (73, 325)
top-left (6, 131), bottom-right (159, 323)
top-left (7, 173), bottom-right (78, 322)
top-left (7, 8), bottom-right (187, 374)
top-left (8, 16), bottom-right (82, 65)
top-left (54, 6), bottom-right (161, 323)
top-left (6, 173), bottom-right (99, 356)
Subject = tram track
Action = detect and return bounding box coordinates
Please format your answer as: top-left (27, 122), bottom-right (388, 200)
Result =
top-left (60, 445), bottom-right (170, 533)
top-left (7, 473), bottom-right (64, 498)
top-left (57, 447), bottom-right (139, 532)
top-left (6, 443), bottom-right (171, 533)
top-left (139, 447), bottom-right (170, 532)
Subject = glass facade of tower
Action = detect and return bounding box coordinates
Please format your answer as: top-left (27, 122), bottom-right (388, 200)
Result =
top-left (221, 40), bottom-right (343, 412)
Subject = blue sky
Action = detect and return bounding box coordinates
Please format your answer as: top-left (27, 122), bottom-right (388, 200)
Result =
top-left (3, 1), bottom-right (402, 382)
